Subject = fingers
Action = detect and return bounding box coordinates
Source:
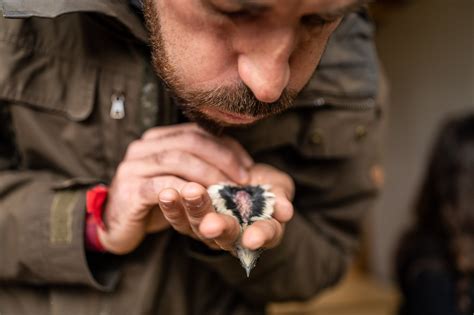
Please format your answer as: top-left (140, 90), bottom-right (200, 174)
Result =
top-left (157, 182), bottom-right (241, 249)
top-left (247, 163), bottom-right (295, 223)
top-left (119, 151), bottom-right (231, 187)
top-left (135, 175), bottom-right (187, 208)
top-left (250, 164), bottom-right (294, 194)
top-left (241, 219), bottom-right (284, 250)
top-left (180, 183), bottom-right (214, 234)
top-left (145, 206), bottom-right (171, 232)
top-left (141, 123), bottom-right (202, 140)
top-left (128, 135), bottom-right (248, 184)
top-left (128, 124), bottom-right (253, 184)
top-left (271, 186), bottom-right (294, 223)
top-left (158, 188), bottom-right (193, 235)
top-left (220, 136), bottom-right (254, 168)
top-left (200, 212), bottom-right (241, 250)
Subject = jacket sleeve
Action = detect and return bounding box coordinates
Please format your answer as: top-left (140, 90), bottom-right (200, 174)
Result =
top-left (187, 124), bottom-right (382, 303)
top-left (0, 105), bottom-right (118, 291)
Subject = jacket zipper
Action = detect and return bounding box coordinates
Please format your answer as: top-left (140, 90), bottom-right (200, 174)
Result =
top-left (110, 94), bottom-right (126, 119)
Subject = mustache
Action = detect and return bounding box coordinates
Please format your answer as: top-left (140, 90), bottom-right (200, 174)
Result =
top-left (179, 82), bottom-right (298, 118)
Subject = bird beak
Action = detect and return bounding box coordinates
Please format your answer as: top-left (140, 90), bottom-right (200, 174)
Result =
top-left (245, 266), bottom-right (252, 278)
top-left (236, 246), bottom-right (262, 278)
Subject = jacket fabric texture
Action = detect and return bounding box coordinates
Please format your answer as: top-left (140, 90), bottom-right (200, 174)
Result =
top-left (0, 1), bottom-right (385, 314)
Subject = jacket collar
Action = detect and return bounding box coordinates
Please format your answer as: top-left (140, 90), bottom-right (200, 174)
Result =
top-left (0, 0), bottom-right (148, 42)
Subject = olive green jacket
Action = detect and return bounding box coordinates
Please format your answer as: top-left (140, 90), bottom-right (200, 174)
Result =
top-left (0, 1), bottom-right (384, 314)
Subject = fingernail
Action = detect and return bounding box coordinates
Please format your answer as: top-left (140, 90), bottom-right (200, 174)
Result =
top-left (203, 230), bottom-right (221, 239)
top-left (243, 156), bottom-right (254, 168)
top-left (245, 233), bottom-right (263, 249)
top-left (200, 219), bottom-right (220, 238)
top-left (283, 202), bottom-right (293, 215)
top-left (185, 195), bottom-right (204, 208)
top-left (247, 238), bottom-right (263, 250)
top-left (159, 199), bottom-right (174, 209)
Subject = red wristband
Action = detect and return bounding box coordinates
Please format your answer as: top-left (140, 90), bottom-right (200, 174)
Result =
top-left (86, 185), bottom-right (108, 230)
top-left (85, 185), bottom-right (108, 252)
top-left (85, 214), bottom-right (107, 252)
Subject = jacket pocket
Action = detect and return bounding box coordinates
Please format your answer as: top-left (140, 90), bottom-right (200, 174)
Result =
top-left (229, 97), bottom-right (379, 160)
top-left (0, 40), bottom-right (103, 178)
top-left (298, 101), bottom-right (379, 159)
top-left (0, 51), bottom-right (97, 122)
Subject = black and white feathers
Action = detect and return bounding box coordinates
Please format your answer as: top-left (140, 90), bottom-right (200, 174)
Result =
top-left (207, 184), bottom-right (276, 277)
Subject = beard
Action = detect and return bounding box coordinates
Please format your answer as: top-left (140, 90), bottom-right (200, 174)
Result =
top-left (143, 0), bottom-right (297, 134)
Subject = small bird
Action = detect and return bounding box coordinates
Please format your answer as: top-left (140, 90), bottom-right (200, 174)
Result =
top-left (207, 184), bottom-right (276, 277)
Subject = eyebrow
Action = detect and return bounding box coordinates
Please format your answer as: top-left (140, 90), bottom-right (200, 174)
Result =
top-left (230, 0), bottom-right (370, 17)
top-left (318, 0), bottom-right (371, 19)
top-left (234, 0), bottom-right (273, 14)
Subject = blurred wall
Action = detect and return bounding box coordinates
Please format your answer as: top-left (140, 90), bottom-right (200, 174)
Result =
top-left (371, 0), bottom-right (474, 282)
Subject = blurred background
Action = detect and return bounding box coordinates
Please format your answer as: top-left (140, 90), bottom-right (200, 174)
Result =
top-left (270, 0), bottom-right (474, 314)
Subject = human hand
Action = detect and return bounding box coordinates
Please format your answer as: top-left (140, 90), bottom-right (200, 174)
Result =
top-left (98, 123), bottom-right (253, 254)
top-left (156, 163), bottom-right (294, 253)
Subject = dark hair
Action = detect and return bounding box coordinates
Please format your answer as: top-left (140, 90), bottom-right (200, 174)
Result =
top-left (398, 112), bottom-right (474, 313)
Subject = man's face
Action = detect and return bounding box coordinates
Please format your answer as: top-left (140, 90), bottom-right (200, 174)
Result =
top-left (144, 0), bottom-right (364, 131)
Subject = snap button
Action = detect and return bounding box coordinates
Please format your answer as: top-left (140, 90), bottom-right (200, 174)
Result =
top-left (371, 165), bottom-right (385, 188)
top-left (140, 82), bottom-right (158, 128)
top-left (313, 98), bottom-right (326, 107)
top-left (355, 125), bottom-right (367, 140)
top-left (310, 130), bottom-right (323, 145)
top-left (143, 101), bottom-right (152, 109)
top-left (143, 117), bottom-right (153, 128)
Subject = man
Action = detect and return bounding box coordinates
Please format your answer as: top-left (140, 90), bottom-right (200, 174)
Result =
top-left (0, 0), bottom-right (383, 314)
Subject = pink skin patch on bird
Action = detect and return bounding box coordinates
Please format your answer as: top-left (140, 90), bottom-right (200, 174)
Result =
top-left (234, 190), bottom-right (253, 224)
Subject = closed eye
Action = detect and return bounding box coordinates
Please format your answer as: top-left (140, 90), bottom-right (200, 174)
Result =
top-left (218, 8), bottom-right (255, 19)
top-left (300, 14), bottom-right (331, 28)
top-left (208, 1), bottom-right (268, 20)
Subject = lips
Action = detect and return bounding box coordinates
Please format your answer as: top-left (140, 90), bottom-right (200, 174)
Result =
top-left (202, 107), bottom-right (259, 125)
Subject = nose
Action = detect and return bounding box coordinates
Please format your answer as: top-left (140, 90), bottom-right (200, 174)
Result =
top-left (237, 28), bottom-right (294, 103)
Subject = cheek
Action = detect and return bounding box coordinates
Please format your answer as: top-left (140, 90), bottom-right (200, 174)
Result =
top-left (159, 2), bottom-right (239, 89)
top-left (288, 21), bottom-right (341, 92)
